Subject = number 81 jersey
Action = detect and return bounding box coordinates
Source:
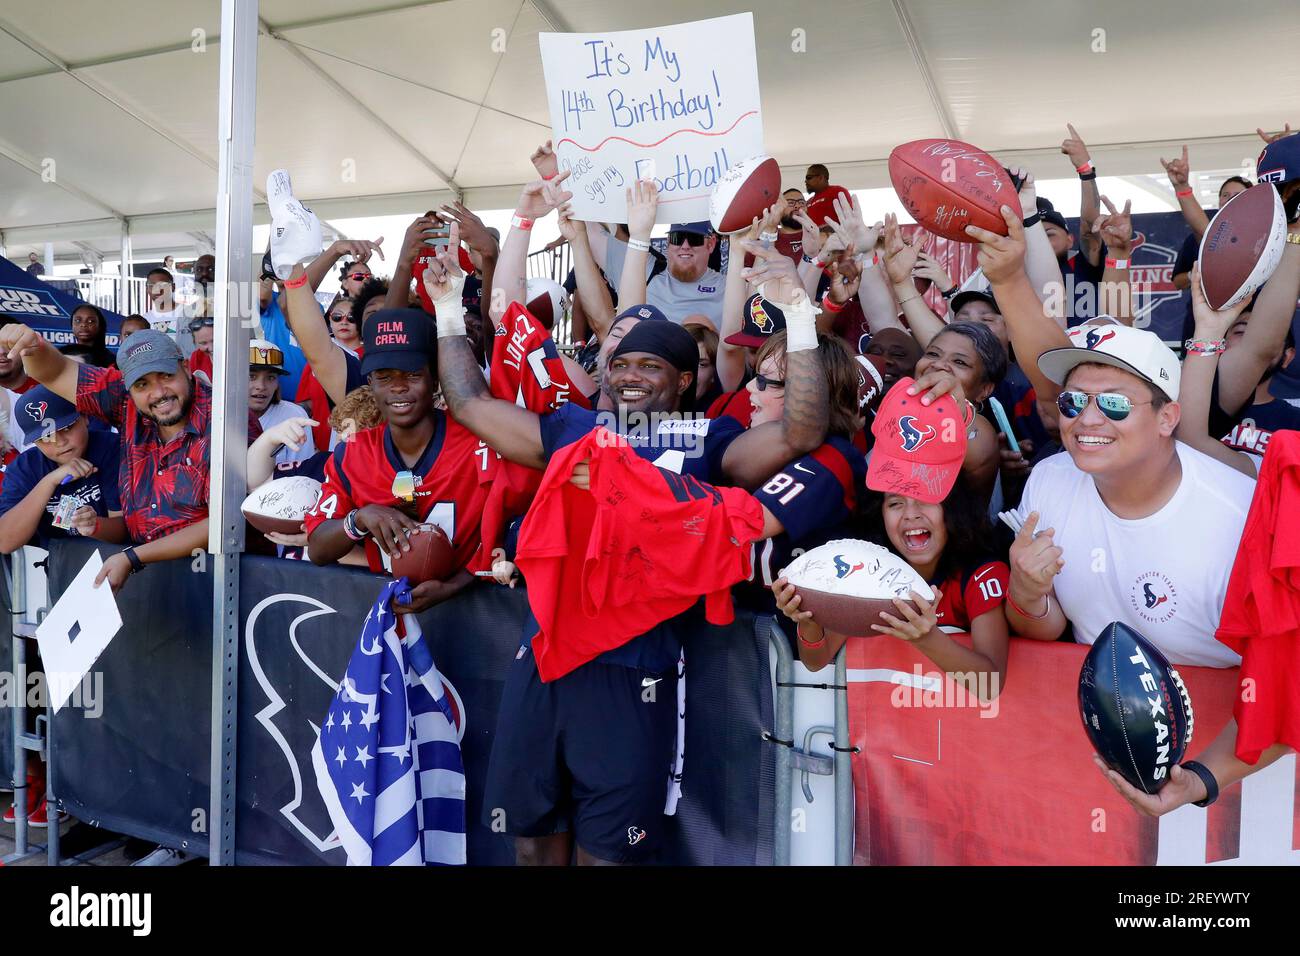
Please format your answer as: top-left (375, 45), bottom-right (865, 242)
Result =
top-left (304, 411), bottom-right (489, 575)
top-left (736, 435), bottom-right (867, 614)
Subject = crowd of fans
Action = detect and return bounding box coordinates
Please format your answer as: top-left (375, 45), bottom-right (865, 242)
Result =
top-left (2, 121), bottom-right (1297, 863)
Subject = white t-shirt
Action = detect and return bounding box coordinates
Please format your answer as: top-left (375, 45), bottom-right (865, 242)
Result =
top-left (259, 400), bottom-right (317, 465)
top-left (1015, 442), bottom-right (1254, 668)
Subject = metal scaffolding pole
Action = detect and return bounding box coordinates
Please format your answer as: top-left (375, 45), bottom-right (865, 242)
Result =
top-left (208, 0), bottom-right (258, 867)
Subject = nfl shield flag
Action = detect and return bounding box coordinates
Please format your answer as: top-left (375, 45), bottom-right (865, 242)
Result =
top-left (311, 578), bottom-right (466, 865)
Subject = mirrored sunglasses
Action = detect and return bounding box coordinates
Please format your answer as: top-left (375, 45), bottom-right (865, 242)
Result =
top-left (1056, 390), bottom-right (1152, 422)
top-left (391, 470), bottom-right (417, 502)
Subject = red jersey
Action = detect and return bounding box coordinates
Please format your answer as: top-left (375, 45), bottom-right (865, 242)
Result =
top-left (189, 348), bottom-right (213, 382)
top-left (930, 559), bottom-right (1009, 633)
top-left (706, 388), bottom-right (753, 427)
top-left (304, 410), bottom-right (488, 575)
top-left (806, 185), bottom-right (852, 226)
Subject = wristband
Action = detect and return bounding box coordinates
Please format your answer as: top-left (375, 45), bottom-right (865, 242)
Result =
top-left (1078, 171), bottom-right (1097, 181)
top-left (1182, 760), bottom-right (1219, 807)
top-left (1286, 233), bottom-right (1300, 245)
top-left (123, 546), bottom-right (145, 574)
top-left (940, 285), bottom-right (960, 299)
top-left (821, 296), bottom-right (847, 314)
top-left (626, 238), bottom-right (651, 253)
top-left (1104, 257), bottom-right (1129, 269)
top-left (1184, 338), bottom-right (1226, 355)
top-left (541, 171), bottom-right (557, 181)
top-left (782, 295), bottom-right (819, 353)
top-left (801, 253), bottom-right (815, 265)
top-left (342, 509), bottom-right (369, 542)
top-left (896, 294), bottom-right (921, 307)
top-left (1175, 188), bottom-right (1194, 198)
top-left (797, 624), bottom-right (826, 649)
top-left (856, 252), bottom-right (879, 270)
top-left (1022, 212), bottom-right (1041, 229)
top-left (283, 272), bottom-right (309, 290)
top-left (1007, 592), bottom-right (1051, 620)
top-left (759, 231), bottom-right (778, 243)
top-left (1075, 161), bottom-right (1094, 175)
top-left (511, 215), bottom-right (534, 232)
top-left (91, 517), bottom-right (101, 536)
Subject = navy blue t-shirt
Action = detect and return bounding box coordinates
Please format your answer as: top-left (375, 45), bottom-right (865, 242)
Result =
top-left (1062, 247), bottom-right (1108, 328)
top-left (0, 430), bottom-right (121, 547)
top-left (530, 403), bottom-right (746, 672)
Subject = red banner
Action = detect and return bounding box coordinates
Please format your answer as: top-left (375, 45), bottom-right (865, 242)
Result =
top-left (848, 636), bottom-right (1300, 865)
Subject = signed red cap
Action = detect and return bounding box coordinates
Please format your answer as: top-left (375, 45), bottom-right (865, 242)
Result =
top-left (866, 377), bottom-right (968, 504)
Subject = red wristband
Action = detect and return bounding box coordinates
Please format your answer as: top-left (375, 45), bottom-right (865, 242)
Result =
top-left (283, 272), bottom-right (309, 290)
top-left (797, 624), bottom-right (826, 648)
top-left (1075, 161), bottom-right (1094, 175)
top-left (1007, 593), bottom-right (1051, 620)
top-left (821, 296), bottom-right (847, 314)
top-left (541, 172), bottom-right (557, 181)
top-left (512, 215), bottom-right (534, 232)
top-left (1175, 188), bottom-right (1194, 198)
top-left (1104, 257), bottom-right (1129, 269)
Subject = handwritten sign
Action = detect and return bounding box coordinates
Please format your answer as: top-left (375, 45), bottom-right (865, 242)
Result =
top-left (538, 13), bottom-right (764, 223)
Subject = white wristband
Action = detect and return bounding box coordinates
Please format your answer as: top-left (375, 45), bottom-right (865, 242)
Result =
top-left (626, 237), bottom-right (651, 253)
top-left (782, 295), bottom-right (819, 353)
top-left (434, 294), bottom-right (467, 338)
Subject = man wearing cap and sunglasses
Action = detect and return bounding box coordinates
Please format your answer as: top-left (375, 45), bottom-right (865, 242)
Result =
top-left (588, 214), bottom-right (724, 328)
top-left (0, 323), bottom-right (264, 592)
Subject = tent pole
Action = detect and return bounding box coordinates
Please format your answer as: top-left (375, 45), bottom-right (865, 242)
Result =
top-left (208, 0), bottom-right (258, 867)
top-left (118, 220), bottom-right (132, 315)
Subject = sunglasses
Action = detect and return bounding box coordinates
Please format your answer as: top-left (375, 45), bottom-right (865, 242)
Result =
top-left (668, 231), bottom-right (708, 247)
top-left (753, 373), bottom-right (785, 392)
top-left (1056, 390), bottom-right (1152, 422)
top-left (346, 272), bottom-right (370, 282)
top-left (329, 311), bottom-right (355, 323)
top-left (391, 470), bottom-right (417, 503)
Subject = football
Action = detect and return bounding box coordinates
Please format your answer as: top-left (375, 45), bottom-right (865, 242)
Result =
top-left (1198, 183), bottom-right (1288, 310)
top-left (888, 139), bottom-right (1022, 242)
top-left (709, 155), bottom-right (783, 234)
top-left (855, 353), bottom-right (888, 414)
top-left (781, 539), bottom-right (934, 637)
top-left (241, 476), bottom-right (322, 535)
top-left (1078, 622), bottom-right (1195, 794)
top-left (525, 276), bottom-right (568, 330)
top-left (386, 524), bottom-right (455, 585)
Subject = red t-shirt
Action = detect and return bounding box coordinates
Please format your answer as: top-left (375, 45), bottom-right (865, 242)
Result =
top-left (806, 185), bottom-right (852, 226)
top-left (304, 411), bottom-right (487, 575)
top-left (189, 349), bottom-right (213, 382)
top-left (707, 388), bottom-right (753, 427)
top-left (516, 429), bottom-right (765, 682)
top-left (930, 559), bottom-right (1009, 632)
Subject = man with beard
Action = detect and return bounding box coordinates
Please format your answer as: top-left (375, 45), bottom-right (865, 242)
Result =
top-left (0, 325), bottom-right (261, 592)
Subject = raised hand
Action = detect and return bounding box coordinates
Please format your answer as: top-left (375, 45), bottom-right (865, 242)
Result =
top-left (625, 178), bottom-right (659, 240)
top-left (330, 237), bottom-right (385, 265)
top-left (1060, 123), bottom-right (1091, 168)
top-left (422, 223), bottom-right (466, 303)
top-left (438, 202), bottom-right (497, 257)
top-left (964, 206), bottom-right (1027, 285)
top-left (555, 201), bottom-right (581, 244)
top-left (1160, 145), bottom-right (1191, 190)
top-left (1188, 262), bottom-right (1251, 335)
top-left (1008, 511), bottom-right (1063, 608)
top-left (530, 140), bottom-right (559, 179)
top-left (827, 254), bottom-right (863, 305)
top-left (516, 169), bottom-right (573, 220)
top-left (827, 193), bottom-right (877, 251)
top-left (793, 210), bottom-right (824, 260)
top-left (0, 322), bottom-right (46, 361)
top-left (1010, 166), bottom-right (1037, 217)
top-left (882, 213), bottom-right (926, 287)
top-left (1094, 196), bottom-right (1134, 257)
top-left (1257, 123), bottom-right (1294, 145)
top-left (912, 251), bottom-right (954, 292)
top-left (740, 240), bottom-right (805, 305)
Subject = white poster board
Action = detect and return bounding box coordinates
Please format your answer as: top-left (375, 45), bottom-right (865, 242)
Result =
top-left (539, 13), bottom-right (765, 224)
top-left (35, 551), bottom-right (123, 713)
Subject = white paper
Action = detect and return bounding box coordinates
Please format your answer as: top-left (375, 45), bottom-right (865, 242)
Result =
top-left (539, 13), bottom-right (765, 224)
top-left (35, 551), bottom-right (123, 713)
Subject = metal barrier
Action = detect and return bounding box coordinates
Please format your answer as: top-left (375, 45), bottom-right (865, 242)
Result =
top-left (767, 617), bottom-right (853, 865)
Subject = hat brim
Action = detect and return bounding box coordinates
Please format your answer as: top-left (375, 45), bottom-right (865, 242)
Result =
top-left (21, 412), bottom-right (79, 445)
top-left (122, 357), bottom-right (184, 391)
top-left (1037, 346), bottom-right (1175, 400)
top-left (865, 452), bottom-right (960, 505)
top-left (359, 350), bottom-right (430, 377)
top-left (724, 331), bottom-right (768, 349)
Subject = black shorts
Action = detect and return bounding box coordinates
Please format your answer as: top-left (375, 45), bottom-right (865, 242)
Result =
top-left (482, 645), bottom-right (677, 864)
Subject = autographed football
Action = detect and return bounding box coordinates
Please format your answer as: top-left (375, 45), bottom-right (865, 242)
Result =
top-left (241, 476), bottom-right (322, 535)
top-left (1198, 183), bottom-right (1288, 310)
top-left (781, 539), bottom-right (934, 637)
top-left (888, 139), bottom-right (1022, 242)
top-left (387, 524), bottom-right (455, 585)
top-left (1079, 622), bottom-right (1195, 794)
top-left (855, 353), bottom-right (888, 415)
top-left (710, 155), bottom-right (783, 234)
top-left (525, 276), bottom-right (569, 330)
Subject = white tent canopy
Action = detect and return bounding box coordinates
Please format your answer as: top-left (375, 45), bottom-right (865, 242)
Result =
top-left (3, 0), bottom-right (1297, 264)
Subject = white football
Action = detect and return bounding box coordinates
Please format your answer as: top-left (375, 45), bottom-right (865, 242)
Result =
top-left (781, 539), bottom-right (934, 637)
top-left (241, 475), bottom-right (322, 535)
top-left (1198, 183), bottom-right (1288, 310)
top-left (709, 154), bottom-right (783, 234)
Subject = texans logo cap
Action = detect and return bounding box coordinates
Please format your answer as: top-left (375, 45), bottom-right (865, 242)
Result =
top-left (1038, 324), bottom-right (1180, 401)
top-left (866, 377), bottom-right (968, 504)
top-left (16, 385), bottom-right (79, 444)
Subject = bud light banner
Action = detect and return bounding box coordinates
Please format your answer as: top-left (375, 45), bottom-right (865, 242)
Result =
top-left (0, 255), bottom-right (124, 343)
top-left (847, 635), bottom-right (1300, 865)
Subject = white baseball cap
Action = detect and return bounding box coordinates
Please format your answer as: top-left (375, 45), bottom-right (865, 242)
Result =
top-left (1038, 325), bottom-right (1181, 401)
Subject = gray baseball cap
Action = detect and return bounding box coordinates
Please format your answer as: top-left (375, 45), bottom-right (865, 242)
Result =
top-left (117, 329), bottom-right (185, 389)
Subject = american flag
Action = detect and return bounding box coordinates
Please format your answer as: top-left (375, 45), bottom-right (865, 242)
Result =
top-left (311, 578), bottom-right (466, 865)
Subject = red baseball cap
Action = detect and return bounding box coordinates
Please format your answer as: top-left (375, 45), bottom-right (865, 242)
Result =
top-left (866, 377), bottom-right (968, 504)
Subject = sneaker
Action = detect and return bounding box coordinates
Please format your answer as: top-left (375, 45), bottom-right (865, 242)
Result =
top-left (27, 797), bottom-right (66, 828)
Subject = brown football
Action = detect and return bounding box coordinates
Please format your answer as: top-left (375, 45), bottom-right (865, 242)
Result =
top-left (888, 139), bottom-right (1022, 242)
top-left (390, 524), bottom-right (455, 585)
top-left (782, 539), bottom-right (933, 638)
top-left (1198, 183), bottom-right (1288, 310)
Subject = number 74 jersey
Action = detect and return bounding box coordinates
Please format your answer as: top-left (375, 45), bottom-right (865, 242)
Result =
top-left (304, 412), bottom-right (489, 575)
top-left (736, 435), bottom-right (867, 615)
